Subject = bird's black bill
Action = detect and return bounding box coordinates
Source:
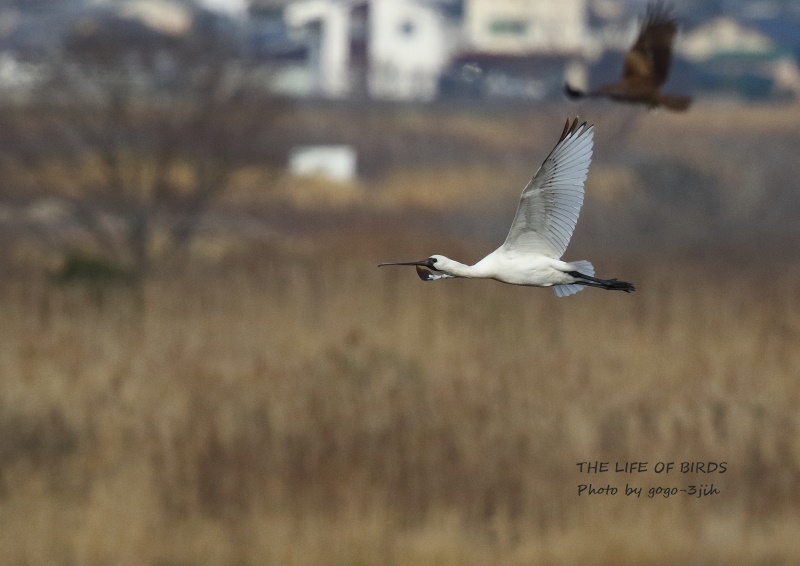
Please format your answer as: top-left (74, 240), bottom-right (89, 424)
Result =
top-left (378, 260), bottom-right (430, 267)
top-left (378, 258), bottom-right (436, 270)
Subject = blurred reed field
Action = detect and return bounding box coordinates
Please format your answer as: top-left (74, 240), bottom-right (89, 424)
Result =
top-left (2, 102), bottom-right (800, 564)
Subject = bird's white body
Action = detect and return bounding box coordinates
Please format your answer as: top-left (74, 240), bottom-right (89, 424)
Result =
top-left (433, 253), bottom-right (575, 286)
top-left (379, 118), bottom-right (634, 297)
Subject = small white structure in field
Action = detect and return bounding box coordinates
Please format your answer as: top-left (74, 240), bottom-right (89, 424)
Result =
top-left (289, 145), bottom-right (357, 183)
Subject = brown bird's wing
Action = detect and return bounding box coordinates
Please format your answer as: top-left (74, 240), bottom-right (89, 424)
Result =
top-left (622, 1), bottom-right (678, 91)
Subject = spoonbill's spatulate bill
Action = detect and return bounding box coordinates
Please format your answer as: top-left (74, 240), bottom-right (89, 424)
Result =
top-left (379, 118), bottom-right (635, 297)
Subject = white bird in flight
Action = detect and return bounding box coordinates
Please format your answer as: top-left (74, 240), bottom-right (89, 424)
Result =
top-left (379, 118), bottom-right (635, 297)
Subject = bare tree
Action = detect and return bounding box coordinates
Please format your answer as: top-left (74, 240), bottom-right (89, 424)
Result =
top-left (0, 12), bottom-right (288, 275)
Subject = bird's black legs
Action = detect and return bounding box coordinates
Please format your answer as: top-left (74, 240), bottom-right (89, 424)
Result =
top-left (568, 271), bottom-right (636, 293)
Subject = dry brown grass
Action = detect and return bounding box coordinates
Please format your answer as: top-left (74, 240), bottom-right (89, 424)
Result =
top-left (1, 243), bottom-right (799, 564)
top-left (1, 100), bottom-right (800, 563)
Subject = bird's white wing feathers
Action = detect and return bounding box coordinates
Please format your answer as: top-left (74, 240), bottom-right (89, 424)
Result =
top-left (501, 121), bottom-right (594, 259)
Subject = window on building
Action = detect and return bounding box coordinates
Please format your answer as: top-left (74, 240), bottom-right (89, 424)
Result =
top-left (489, 19), bottom-right (527, 35)
top-left (399, 20), bottom-right (416, 36)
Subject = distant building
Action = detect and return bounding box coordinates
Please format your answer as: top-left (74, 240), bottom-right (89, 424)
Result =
top-left (368, 0), bottom-right (450, 100)
top-left (439, 0), bottom-right (588, 101)
top-left (249, 0), bottom-right (296, 17)
top-left (115, 0), bottom-right (193, 35)
top-left (678, 16), bottom-right (800, 100)
top-left (679, 16), bottom-right (775, 62)
top-left (464, 0), bottom-right (588, 55)
top-left (284, 0), bottom-right (450, 101)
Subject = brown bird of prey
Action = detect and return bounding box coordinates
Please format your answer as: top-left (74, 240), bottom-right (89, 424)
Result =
top-left (565, 1), bottom-right (691, 111)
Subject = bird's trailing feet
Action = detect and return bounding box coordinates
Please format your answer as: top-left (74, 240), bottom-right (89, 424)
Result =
top-left (569, 272), bottom-right (636, 293)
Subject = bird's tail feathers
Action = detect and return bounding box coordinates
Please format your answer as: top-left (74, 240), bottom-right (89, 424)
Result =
top-left (553, 260), bottom-right (594, 297)
top-left (658, 93), bottom-right (692, 111)
top-left (553, 284), bottom-right (585, 297)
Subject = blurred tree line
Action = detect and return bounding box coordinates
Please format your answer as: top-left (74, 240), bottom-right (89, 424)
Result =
top-left (0, 11), bottom-right (290, 275)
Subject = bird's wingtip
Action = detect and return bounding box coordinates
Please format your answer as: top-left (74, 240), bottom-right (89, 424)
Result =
top-left (558, 116), bottom-right (593, 143)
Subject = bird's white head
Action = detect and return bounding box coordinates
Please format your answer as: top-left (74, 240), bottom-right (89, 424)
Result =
top-left (378, 254), bottom-right (462, 280)
top-left (427, 255), bottom-right (457, 273)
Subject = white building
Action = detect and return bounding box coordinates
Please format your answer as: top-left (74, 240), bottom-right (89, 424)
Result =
top-left (285, 0), bottom-right (450, 101)
top-left (368, 0), bottom-right (449, 100)
top-left (97, 0), bottom-right (193, 35)
top-left (677, 16), bottom-right (800, 100)
top-left (464, 0), bottom-right (588, 55)
top-left (286, 0), bottom-right (352, 97)
top-left (679, 17), bottom-right (775, 62)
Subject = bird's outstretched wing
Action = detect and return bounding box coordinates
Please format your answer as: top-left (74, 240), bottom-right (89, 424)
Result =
top-left (622, 1), bottom-right (678, 90)
top-left (501, 118), bottom-right (593, 259)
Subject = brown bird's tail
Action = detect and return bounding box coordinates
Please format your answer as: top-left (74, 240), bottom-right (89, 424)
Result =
top-left (657, 93), bottom-right (692, 111)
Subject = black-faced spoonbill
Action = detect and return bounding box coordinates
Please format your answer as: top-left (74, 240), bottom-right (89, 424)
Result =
top-left (379, 118), bottom-right (635, 297)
